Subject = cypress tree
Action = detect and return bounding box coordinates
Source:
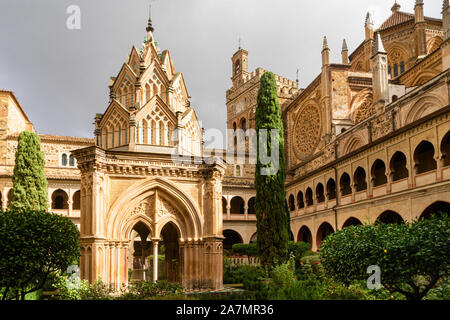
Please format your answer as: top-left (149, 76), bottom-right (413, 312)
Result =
top-left (9, 131), bottom-right (48, 213)
top-left (255, 72), bottom-right (289, 267)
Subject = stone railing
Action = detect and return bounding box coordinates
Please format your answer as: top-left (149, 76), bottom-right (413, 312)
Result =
top-left (228, 256), bottom-right (260, 266)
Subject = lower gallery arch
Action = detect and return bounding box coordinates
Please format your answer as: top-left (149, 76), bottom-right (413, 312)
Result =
top-left (376, 210), bottom-right (405, 224)
top-left (419, 201), bottom-right (450, 220)
top-left (159, 222), bottom-right (181, 283)
top-left (297, 226), bottom-right (312, 246)
top-left (342, 217), bottom-right (363, 228)
top-left (316, 222), bottom-right (334, 249)
top-left (223, 229), bottom-right (243, 251)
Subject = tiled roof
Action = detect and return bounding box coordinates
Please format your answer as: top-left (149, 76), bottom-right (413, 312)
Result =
top-left (378, 11), bottom-right (442, 32)
top-left (8, 133), bottom-right (94, 144)
top-left (378, 11), bottom-right (414, 31)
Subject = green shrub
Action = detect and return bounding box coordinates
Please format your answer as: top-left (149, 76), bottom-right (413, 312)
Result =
top-left (0, 210), bottom-right (80, 300)
top-left (320, 214), bottom-right (450, 300)
top-left (118, 280), bottom-right (183, 300)
top-left (231, 243), bottom-right (258, 256)
top-left (287, 241), bottom-right (311, 259)
top-left (223, 264), bottom-right (265, 285)
top-left (423, 278), bottom-right (450, 300)
top-left (321, 281), bottom-right (370, 300)
top-left (283, 279), bottom-right (324, 300)
top-left (296, 254), bottom-right (324, 280)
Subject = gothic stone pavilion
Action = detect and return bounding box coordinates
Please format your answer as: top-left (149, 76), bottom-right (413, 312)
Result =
top-left (1, 0), bottom-right (450, 290)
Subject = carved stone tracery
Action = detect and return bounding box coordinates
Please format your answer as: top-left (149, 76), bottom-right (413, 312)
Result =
top-left (292, 103), bottom-right (322, 159)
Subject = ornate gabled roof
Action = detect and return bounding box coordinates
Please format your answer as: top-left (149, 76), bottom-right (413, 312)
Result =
top-left (378, 11), bottom-right (414, 31)
top-left (378, 10), bottom-right (442, 32)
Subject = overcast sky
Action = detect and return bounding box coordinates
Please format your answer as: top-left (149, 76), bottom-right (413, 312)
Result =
top-left (0, 0), bottom-right (443, 149)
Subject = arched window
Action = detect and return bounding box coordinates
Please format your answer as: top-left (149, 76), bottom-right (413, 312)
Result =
top-left (223, 230), bottom-right (243, 251)
top-left (376, 211), bottom-right (404, 224)
top-left (51, 189), bottom-right (69, 210)
top-left (414, 141), bottom-right (437, 174)
top-left (354, 167), bottom-right (367, 192)
top-left (72, 190), bottom-right (81, 210)
top-left (371, 159), bottom-right (387, 187)
top-left (316, 222), bottom-right (334, 249)
top-left (69, 154), bottom-right (75, 167)
top-left (241, 118), bottom-right (247, 134)
top-left (234, 60), bottom-right (241, 73)
top-left (145, 84), bottom-right (151, 103)
top-left (390, 152), bottom-right (408, 181)
top-left (297, 191), bottom-right (304, 209)
top-left (393, 64), bottom-right (398, 77)
top-left (400, 61), bottom-right (405, 74)
top-left (61, 154), bottom-right (68, 166)
top-left (222, 197), bottom-right (227, 214)
top-left (288, 194), bottom-right (295, 211)
top-left (305, 188), bottom-right (313, 206)
top-left (316, 183), bottom-right (325, 203)
top-left (230, 197), bottom-right (245, 214)
top-left (297, 226), bottom-right (312, 245)
top-left (342, 217), bottom-right (362, 228)
top-left (442, 131), bottom-right (450, 167)
top-left (248, 197), bottom-right (256, 214)
top-left (388, 66), bottom-right (392, 77)
top-left (419, 201), bottom-right (450, 220)
top-left (167, 124), bottom-right (172, 146)
top-left (326, 178), bottom-right (336, 200)
top-left (158, 122), bottom-right (164, 145)
top-left (340, 173), bottom-right (352, 196)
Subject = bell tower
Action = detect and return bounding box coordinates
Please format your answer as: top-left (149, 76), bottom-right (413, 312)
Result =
top-left (231, 45), bottom-right (249, 88)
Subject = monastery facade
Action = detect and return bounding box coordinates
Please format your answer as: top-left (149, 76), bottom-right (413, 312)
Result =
top-left (1, 0), bottom-right (449, 290)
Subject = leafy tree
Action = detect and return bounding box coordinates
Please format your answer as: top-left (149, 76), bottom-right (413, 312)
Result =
top-left (254, 72), bottom-right (289, 267)
top-left (0, 210), bottom-right (80, 300)
top-left (320, 214), bottom-right (450, 300)
top-left (9, 131), bottom-right (48, 212)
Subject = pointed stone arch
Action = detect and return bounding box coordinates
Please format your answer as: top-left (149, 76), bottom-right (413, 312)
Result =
top-left (106, 177), bottom-right (202, 241)
top-left (350, 89), bottom-right (374, 124)
top-left (404, 95), bottom-right (444, 125)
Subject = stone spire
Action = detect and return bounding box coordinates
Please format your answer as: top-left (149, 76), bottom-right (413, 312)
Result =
top-left (323, 36), bottom-right (328, 49)
top-left (322, 36), bottom-right (330, 66)
top-left (371, 32), bottom-right (389, 110)
top-left (341, 39), bottom-right (349, 64)
top-left (365, 12), bottom-right (374, 27)
top-left (372, 33), bottom-right (386, 56)
top-left (445, 0), bottom-right (449, 11)
top-left (365, 12), bottom-right (374, 40)
top-left (391, 1), bottom-right (401, 13)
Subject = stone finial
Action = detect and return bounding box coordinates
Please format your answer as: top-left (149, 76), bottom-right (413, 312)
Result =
top-left (373, 33), bottom-right (386, 56)
top-left (391, 1), bottom-right (401, 13)
top-left (365, 12), bottom-right (374, 27)
top-left (342, 39), bottom-right (348, 52)
top-left (415, 0), bottom-right (423, 5)
top-left (444, 0), bottom-right (449, 10)
top-left (322, 36), bottom-right (328, 50)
